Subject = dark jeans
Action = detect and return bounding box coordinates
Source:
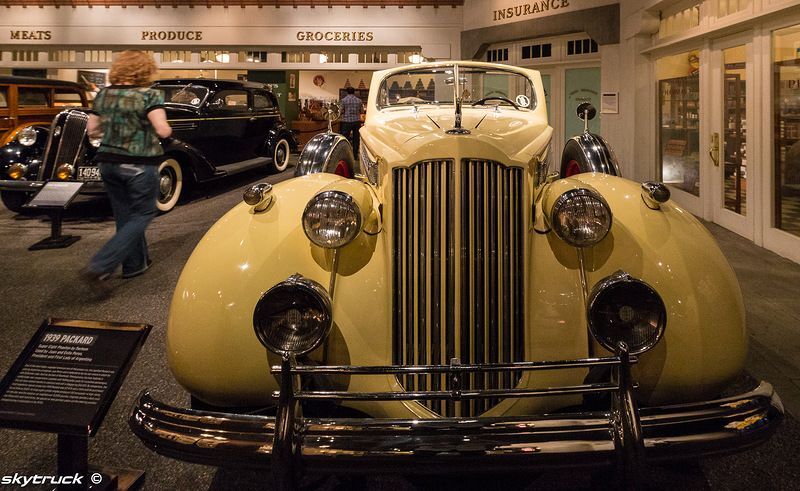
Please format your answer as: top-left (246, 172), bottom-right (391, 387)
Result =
top-left (340, 121), bottom-right (361, 157)
top-left (89, 162), bottom-right (158, 277)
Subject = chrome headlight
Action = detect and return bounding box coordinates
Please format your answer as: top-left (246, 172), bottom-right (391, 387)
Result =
top-left (253, 274), bottom-right (333, 356)
top-left (302, 190), bottom-right (362, 248)
top-left (587, 271), bottom-right (666, 355)
top-left (55, 164), bottom-right (74, 180)
top-left (550, 188), bottom-right (612, 247)
top-left (88, 136), bottom-right (103, 148)
top-left (17, 127), bottom-right (37, 146)
top-left (7, 163), bottom-right (28, 180)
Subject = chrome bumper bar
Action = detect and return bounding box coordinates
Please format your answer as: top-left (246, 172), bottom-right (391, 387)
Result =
top-left (130, 355), bottom-right (783, 489)
top-left (0, 179), bottom-right (104, 193)
top-left (0, 179), bottom-right (45, 191)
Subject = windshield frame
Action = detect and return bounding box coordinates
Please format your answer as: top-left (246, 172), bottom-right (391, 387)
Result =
top-left (377, 63), bottom-right (538, 112)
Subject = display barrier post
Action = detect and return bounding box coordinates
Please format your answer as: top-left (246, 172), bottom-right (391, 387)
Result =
top-left (24, 181), bottom-right (85, 250)
top-left (0, 319), bottom-right (151, 491)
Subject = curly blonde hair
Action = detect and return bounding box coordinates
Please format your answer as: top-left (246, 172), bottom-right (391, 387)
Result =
top-left (109, 50), bottom-right (158, 86)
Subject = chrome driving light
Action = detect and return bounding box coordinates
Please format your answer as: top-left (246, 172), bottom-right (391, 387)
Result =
top-left (55, 163), bottom-right (74, 180)
top-left (253, 274), bottom-right (333, 356)
top-left (7, 163), bottom-right (27, 180)
top-left (88, 136), bottom-right (103, 148)
top-left (302, 190), bottom-right (362, 248)
top-left (550, 188), bottom-right (612, 247)
top-left (243, 182), bottom-right (274, 212)
top-left (16, 127), bottom-right (37, 146)
top-left (587, 271), bottom-right (666, 355)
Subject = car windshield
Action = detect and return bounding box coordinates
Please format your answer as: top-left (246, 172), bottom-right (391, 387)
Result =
top-left (156, 84), bottom-right (210, 107)
top-left (378, 65), bottom-right (536, 110)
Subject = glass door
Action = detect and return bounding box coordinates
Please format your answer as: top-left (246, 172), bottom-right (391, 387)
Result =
top-left (711, 39), bottom-right (754, 239)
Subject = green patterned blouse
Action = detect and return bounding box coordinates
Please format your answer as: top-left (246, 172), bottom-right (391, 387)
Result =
top-left (92, 85), bottom-right (165, 163)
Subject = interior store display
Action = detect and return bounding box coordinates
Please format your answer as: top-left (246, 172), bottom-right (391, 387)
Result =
top-left (129, 62), bottom-right (782, 488)
top-left (659, 73), bottom-right (700, 196)
top-left (775, 57), bottom-right (800, 235)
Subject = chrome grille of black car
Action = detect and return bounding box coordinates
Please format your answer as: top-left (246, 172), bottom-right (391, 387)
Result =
top-left (38, 110), bottom-right (89, 181)
top-left (392, 159), bottom-right (526, 417)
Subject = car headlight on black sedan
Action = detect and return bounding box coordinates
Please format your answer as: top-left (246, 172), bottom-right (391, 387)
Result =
top-left (550, 187), bottom-right (612, 247)
top-left (253, 274), bottom-right (333, 356)
top-left (587, 271), bottom-right (666, 355)
top-left (302, 190), bottom-right (362, 248)
top-left (16, 127), bottom-right (37, 146)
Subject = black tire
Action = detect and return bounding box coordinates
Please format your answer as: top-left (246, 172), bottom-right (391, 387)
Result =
top-left (0, 191), bottom-right (32, 213)
top-left (268, 138), bottom-right (291, 173)
top-left (156, 157), bottom-right (183, 213)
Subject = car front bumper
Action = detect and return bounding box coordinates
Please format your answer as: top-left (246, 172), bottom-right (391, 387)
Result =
top-left (130, 355), bottom-right (783, 485)
top-left (0, 179), bottom-right (104, 193)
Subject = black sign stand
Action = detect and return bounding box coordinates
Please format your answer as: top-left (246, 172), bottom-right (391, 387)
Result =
top-left (24, 181), bottom-right (85, 250)
top-left (0, 319), bottom-right (152, 490)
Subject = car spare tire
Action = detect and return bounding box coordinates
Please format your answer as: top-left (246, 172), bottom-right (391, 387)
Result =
top-left (560, 132), bottom-right (621, 178)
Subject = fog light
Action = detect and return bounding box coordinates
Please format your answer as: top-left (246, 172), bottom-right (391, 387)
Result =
top-left (587, 271), bottom-right (666, 355)
top-left (17, 127), bottom-right (37, 146)
top-left (302, 190), bottom-right (361, 248)
top-left (55, 164), bottom-right (74, 180)
top-left (253, 274), bottom-right (332, 356)
top-left (7, 163), bottom-right (27, 180)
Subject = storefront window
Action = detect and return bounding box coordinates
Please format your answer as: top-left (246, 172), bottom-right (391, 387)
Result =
top-left (564, 67), bottom-right (600, 139)
top-left (723, 46), bottom-right (747, 215)
top-left (657, 51), bottom-right (701, 196)
top-left (773, 25), bottom-right (800, 237)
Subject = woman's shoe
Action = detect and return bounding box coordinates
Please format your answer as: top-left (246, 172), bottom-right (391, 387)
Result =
top-left (122, 259), bottom-right (152, 279)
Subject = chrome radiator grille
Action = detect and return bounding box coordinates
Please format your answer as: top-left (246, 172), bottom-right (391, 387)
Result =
top-left (392, 159), bottom-right (526, 417)
top-left (39, 110), bottom-right (88, 181)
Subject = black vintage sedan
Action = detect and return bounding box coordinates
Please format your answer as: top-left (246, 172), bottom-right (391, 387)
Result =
top-left (0, 78), bottom-right (297, 213)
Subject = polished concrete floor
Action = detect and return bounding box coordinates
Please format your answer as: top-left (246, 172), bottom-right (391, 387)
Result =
top-left (0, 164), bottom-right (798, 490)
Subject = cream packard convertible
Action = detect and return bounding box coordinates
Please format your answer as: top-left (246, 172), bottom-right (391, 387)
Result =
top-left (131, 62), bottom-right (783, 487)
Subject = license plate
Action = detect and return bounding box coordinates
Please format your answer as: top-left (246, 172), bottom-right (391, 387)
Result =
top-left (77, 166), bottom-right (101, 181)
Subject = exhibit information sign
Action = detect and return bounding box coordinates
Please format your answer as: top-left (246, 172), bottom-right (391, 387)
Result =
top-left (0, 319), bottom-right (151, 436)
top-left (24, 181), bottom-right (84, 209)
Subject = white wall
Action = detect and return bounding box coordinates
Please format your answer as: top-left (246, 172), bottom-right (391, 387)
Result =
top-left (298, 70), bottom-right (373, 102)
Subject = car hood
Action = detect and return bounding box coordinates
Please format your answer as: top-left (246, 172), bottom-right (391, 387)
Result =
top-left (365, 107), bottom-right (551, 164)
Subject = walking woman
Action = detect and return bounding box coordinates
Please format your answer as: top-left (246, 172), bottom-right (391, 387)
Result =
top-left (82, 50), bottom-right (172, 294)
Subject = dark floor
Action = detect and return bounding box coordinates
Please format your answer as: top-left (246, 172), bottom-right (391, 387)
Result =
top-left (0, 164), bottom-right (798, 490)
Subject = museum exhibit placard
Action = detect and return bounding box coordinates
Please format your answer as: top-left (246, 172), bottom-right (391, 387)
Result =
top-left (0, 319), bottom-right (151, 436)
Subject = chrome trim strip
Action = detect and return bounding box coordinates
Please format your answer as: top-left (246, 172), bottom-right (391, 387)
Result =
top-left (392, 170), bottom-right (402, 368)
top-left (166, 114), bottom-right (278, 123)
top-left (288, 383), bottom-right (618, 401)
top-left (431, 163), bottom-right (442, 414)
top-left (283, 356), bottom-right (630, 374)
top-left (417, 164), bottom-right (427, 393)
top-left (404, 167), bottom-right (414, 391)
top-left (131, 382), bottom-right (783, 472)
top-left (445, 159), bottom-right (456, 417)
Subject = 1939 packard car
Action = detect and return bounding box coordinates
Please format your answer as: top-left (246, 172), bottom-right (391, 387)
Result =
top-left (0, 78), bottom-right (296, 213)
top-left (130, 62), bottom-right (783, 487)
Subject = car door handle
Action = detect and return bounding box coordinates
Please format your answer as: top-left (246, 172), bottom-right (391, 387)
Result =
top-left (250, 116), bottom-right (257, 122)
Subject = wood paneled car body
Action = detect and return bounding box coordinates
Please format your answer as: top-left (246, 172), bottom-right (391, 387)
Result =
top-left (131, 62), bottom-right (783, 486)
top-left (0, 78), bottom-right (296, 213)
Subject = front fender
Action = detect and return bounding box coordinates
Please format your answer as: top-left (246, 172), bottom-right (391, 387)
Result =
top-left (542, 174), bottom-right (747, 404)
top-left (168, 173), bottom-right (368, 406)
top-left (0, 129), bottom-right (48, 178)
